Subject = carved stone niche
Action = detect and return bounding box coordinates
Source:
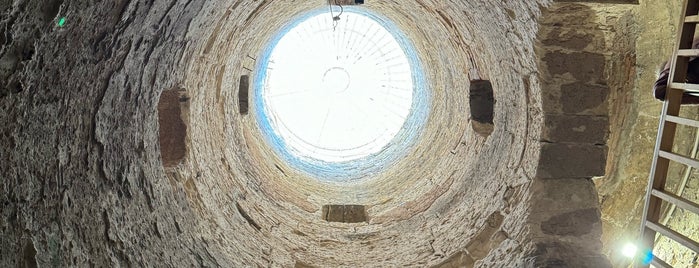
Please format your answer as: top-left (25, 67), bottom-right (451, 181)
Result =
top-left (322, 205), bottom-right (367, 223)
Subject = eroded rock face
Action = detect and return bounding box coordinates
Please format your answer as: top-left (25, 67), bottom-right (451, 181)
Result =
top-left (1, 0), bottom-right (613, 267)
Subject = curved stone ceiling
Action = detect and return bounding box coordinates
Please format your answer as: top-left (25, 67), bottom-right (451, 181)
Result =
top-left (0, 0), bottom-right (612, 267)
top-left (254, 6), bottom-right (429, 180)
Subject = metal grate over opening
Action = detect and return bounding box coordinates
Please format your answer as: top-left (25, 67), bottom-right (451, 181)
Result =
top-left (254, 7), bottom-right (429, 180)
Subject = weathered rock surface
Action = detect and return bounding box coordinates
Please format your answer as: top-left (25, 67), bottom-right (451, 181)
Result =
top-left (0, 0), bottom-right (623, 267)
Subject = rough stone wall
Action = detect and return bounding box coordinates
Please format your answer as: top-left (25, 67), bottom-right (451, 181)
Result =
top-left (0, 1), bottom-right (226, 266)
top-left (593, 0), bottom-right (699, 266)
top-left (532, 3), bottom-right (618, 267)
top-left (1, 0), bottom-right (616, 267)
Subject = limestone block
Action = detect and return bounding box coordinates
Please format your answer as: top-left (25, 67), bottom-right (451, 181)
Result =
top-left (530, 178), bottom-right (601, 215)
top-left (542, 114), bottom-right (608, 144)
top-left (543, 51), bottom-right (606, 84)
top-left (536, 142), bottom-right (607, 178)
top-left (538, 3), bottom-right (605, 28)
top-left (540, 208), bottom-right (600, 236)
top-left (528, 241), bottom-right (612, 268)
top-left (541, 81), bottom-right (609, 116)
top-left (560, 82), bottom-right (609, 115)
top-left (543, 28), bottom-right (594, 50)
top-left (527, 179), bottom-right (608, 267)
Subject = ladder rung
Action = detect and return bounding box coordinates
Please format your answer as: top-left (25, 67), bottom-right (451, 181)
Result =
top-left (659, 150), bottom-right (699, 169)
top-left (651, 189), bottom-right (699, 215)
top-left (686, 15), bottom-right (699, 23)
top-left (645, 221), bottom-right (699, 253)
top-left (666, 115), bottom-right (699, 128)
top-left (670, 82), bottom-right (699, 93)
top-left (677, 49), bottom-right (699, 57)
top-left (651, 256), bottom-right (673, 268)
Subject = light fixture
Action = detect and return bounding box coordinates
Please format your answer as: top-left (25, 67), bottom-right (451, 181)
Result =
top-left (622, 242), bottom-right (655, 266)
top-left (622, 242), bottom-right (638, 258)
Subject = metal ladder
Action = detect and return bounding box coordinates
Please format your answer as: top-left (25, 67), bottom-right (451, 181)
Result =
top-left (638, 0), bottom-right (699, 267)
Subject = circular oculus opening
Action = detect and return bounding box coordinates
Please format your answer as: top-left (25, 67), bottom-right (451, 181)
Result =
top-left (254, 7), bottom-right (429, 180)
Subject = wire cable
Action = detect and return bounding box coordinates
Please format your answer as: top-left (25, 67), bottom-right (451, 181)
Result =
top-left (329, 0), bottom-right (344, 31)
top-left (335, 0), bottom-right (344, 19)
top-left (328, 0), bottom-right (336, 30)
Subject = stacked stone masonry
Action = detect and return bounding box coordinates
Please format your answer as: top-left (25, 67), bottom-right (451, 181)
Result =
top-left (533, 3), bottom-right (614, 267)
top-left (3, 0), bottom-right (681, 267)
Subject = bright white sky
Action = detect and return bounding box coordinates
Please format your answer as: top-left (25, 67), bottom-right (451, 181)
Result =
top-left (263, 10), bottom-right (413, 162)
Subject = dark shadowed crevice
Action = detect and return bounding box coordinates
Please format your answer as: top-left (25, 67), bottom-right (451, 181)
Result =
top-left (40, 0), bottom-right (63, 22)
top-left (236, 202), bottom-right (262, 231)
top-left (158, 88), bottom-right (188, 167)
top-left (22, 239), bottom-right (37, 268)
top-left (239, 75), bottom-right (249, 115)
top-left (470, 80), bottom-right (495, 137)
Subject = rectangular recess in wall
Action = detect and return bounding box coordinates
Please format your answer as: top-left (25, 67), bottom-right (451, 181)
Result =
top-left (158, 89), bottom-right (188, 167)
top-left (239, 75), bottom-right (249, 115)
top-left (470, 80), bottom-right (495, 137)
top-left (469, 80), bottom-right (494, 124)
top-left (322, 204), bottom-right (367, 223)
top-left (333, 0), bottom-right (364, 5)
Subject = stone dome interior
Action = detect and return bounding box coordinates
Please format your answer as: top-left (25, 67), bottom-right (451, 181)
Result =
top-left (2, 0), bottom-right (697, 267)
